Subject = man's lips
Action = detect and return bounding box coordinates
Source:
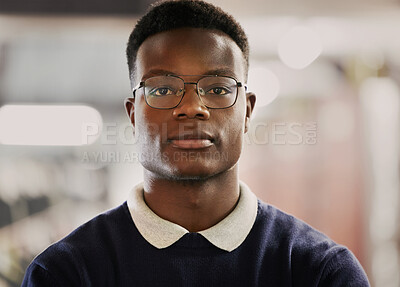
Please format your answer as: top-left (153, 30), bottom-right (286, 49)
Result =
top-left (170, 139), bottom-right (213, 149)
top-left (167, 132), bottom-right (215, 149)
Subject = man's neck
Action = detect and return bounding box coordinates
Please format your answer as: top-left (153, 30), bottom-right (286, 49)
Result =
top-left (142, 167), bottom-right (240, 233)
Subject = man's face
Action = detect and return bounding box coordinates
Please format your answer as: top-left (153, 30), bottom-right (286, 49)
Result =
top-left (126, 28), bottom-right (255, 180)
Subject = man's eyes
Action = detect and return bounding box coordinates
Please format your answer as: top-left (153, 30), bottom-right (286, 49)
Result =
top-left (202, 86), bottom-right (232, 96)
top-left (149, 87), bottom-right (175, 96)
top-left (148, 84), bottom-right (233, 97)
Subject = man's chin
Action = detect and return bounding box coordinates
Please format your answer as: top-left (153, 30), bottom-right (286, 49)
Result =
top-left (141, 151), bottom-right (238, 181)
top-left (144, 164), bottom-right (221, 182)
top-left (165, 174), bottom-right (211, 182)
top-left (162, 167), bottom-right (217, 182)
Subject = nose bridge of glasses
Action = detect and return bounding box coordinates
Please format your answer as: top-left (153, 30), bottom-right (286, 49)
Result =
top-left (178, 80), bottom-right (201, 97)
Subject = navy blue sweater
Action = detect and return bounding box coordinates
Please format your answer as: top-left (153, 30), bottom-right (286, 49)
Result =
top-left (22, 200), bottom-right (369, 286)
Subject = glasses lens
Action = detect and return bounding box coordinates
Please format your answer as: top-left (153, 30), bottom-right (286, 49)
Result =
top-left (198, 76), bottom-right (238, 108)
top-left (144, 76), bottom-right (183, 108)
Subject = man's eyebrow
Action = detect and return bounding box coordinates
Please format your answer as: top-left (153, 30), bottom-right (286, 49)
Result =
top-left (141, 67), bottom-right (238, 80)
top-left (204, 68), bottom-right (236, 77)
top-left (141, 69), bottom-right (175, 80)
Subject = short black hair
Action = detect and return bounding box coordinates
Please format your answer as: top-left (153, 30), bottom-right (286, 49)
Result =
top-left (126, 0), bottom-right (249, 80)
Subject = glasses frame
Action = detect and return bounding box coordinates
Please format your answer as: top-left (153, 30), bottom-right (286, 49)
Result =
top-left (132, 74), bottom-right (246, 110)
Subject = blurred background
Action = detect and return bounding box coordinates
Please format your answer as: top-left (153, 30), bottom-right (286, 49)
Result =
top-left (0, 0), bottom-right (399, 286)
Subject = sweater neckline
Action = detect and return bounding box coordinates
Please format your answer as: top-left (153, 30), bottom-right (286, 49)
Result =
top-left (126, 181), bottom-right (258, 252)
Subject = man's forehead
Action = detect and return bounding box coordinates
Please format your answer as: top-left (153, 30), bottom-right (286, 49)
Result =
top-left (134, 28), bottom-right (246, 82)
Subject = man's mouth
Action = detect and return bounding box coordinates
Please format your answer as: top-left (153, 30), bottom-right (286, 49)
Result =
top-left (168, 132), bottom-right (214, 149)
top-left (170, 139), bottom-right (213, 149)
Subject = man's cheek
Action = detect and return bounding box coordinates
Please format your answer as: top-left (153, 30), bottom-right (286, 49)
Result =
top-left (137, 122), bottom-right (160, 143)
top-left (221, 121), bottom-right (243, 145)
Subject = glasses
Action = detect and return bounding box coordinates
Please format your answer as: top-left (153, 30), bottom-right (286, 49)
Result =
top-left (132, 75), bottom-right (245, 109)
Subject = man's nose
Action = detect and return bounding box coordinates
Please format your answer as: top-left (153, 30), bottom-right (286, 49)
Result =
top-left (172, 86), bottom-right (210, 120)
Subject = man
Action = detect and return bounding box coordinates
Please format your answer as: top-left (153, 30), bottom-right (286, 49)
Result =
top-left (23, 0), bottom-right (370, 286)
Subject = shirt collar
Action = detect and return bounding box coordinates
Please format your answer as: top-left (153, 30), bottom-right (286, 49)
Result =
top-left (127, 181), bottom-right (258, 252)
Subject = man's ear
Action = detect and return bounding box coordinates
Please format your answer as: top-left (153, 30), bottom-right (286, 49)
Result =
top-left (244, 92), bottom-right (256, 133)
top-left (124, 97), bottom-right (135, 127)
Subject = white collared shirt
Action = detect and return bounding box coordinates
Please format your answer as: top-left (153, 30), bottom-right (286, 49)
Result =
top-left (127, 181), bottom-right (258, 252)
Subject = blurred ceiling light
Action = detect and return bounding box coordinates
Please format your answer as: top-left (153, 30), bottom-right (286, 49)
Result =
top-left (248, 66), bottom-right (280, 108)
top-left (0, 105), bottom-right (102, 146)
top-left (278, 26), bottom-right (322, 70)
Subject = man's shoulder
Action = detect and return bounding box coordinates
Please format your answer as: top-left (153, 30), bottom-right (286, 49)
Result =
top-left (22, 202), bottom-right (134, 286)
top-left (255, 199), bottom-right (337, 247)
top-left (23, 202), bottom-right (134, 286)
top-left (253, 200), bottom-right (352, 265)
top-left (251, 200), bottom-right (369, 285)
top-left (65, 202), bottom-right (130, 242)
top-left (35, 202), bottom-right (131, 264)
